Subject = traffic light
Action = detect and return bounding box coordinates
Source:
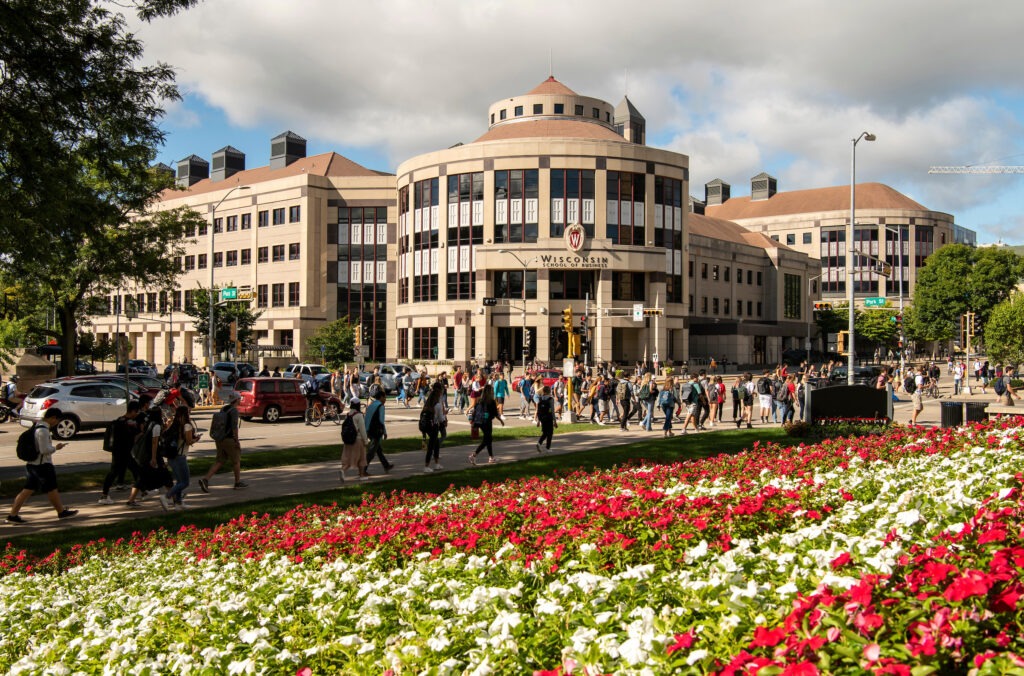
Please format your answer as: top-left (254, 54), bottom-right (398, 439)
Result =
top-left (813, 302), bottom-right (833, 312)
top-left (524, 330), bottom-right (531, 348)
top-left (837, 330), bottom-right (849, 355)
top-left (562, 307), bottom-right (573, 332)
top-left (643, 308), bottom-right (664, 317)
top-left (354, 324), bottom-right (361, 347)
top-left (895, 313), bottom-right (902, 328)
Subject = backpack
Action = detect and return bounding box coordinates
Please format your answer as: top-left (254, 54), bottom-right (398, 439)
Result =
top-left (300, 379), bottom-right (315, 396)
top-left (994, 376), bottom-right (1007, 396)
top-left (679, 382), bottom-right (695, 405)
top-left (658, 388), bottom-right (675, 407)
top-left (209, 407), bottom-right (231, 442)
top-left (904, 376), bottom-right (917, 394)
top-left (616, 381), bottom-right (629, 400)
top-left (366, 404), bottom-right (384, 439)
top-left (638, 384), bottom-right (650, 401)
top-left (131, 421), bottom-right (157, 466)
top-left (159, 426), bottom-right (182, 459)
top-left (777, 384), bottom-right (793, 403)
top-left (537, 397), bottom-right (553, 421)
top-left (473, 403), bottom-right (488, 425)
top-left (341, 412), bottom-right (359, 444)
top-left (102, 421), bottom-right (117, 453)
top-left (418, 405), bottom-right (436, 434)
top-left (16, 425), bottom-right (42, 462)
top-left (757, 378), bottom-right (772, 395)
top-left (511, 378), bottom-right (519, 392)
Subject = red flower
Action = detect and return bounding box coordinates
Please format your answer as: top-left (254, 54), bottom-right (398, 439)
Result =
top-left (830, 552), bottom-right (852, 569)
top-left (666, 630), bottom-right (695, 655)
top-left (750, 625), bottom-right (786, 648)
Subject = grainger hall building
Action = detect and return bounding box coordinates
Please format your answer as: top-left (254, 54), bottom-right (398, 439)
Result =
top-left (90, 77), bottom-right (966, 370)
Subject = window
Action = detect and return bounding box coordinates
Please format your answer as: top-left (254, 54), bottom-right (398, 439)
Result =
top-left (412, 178), bottom-right (440, 302)
top-left (213, 217), bottom-right (222, 234)
top-left (554, 103), bottom-right (564, 114)
top-left (757, 271), bottom-right (763, 286)
top-left (226, 215), bottom-right (238, 232)
top-left (289, 205), bottom-right (301, 223)
top-left (737, 300), bottom-right (742, 316)
top-left (688, 260), bottom-right (694, 277)
top-left (574, 104), bottom-right (584, 115)
top-left (549, 169), bottom-right (595, 237)
top-left (592, 107), bottom-right (599, 118)
top-left (271, 283), bottom-right (284, 307)
top-left (288, 282), bottom-right (300, 307)
top-left (820, 228), bottom-right (846, 294)
top-left (514, 105), bottom-right (523, 117)
top-left (786, 233), bottom-right (795, 246)
top-left (724, 267), bottom-right (730, 282)
top-left (338, 205), bottom-right (389, 361)
top-left (398, 329), bottom-right (408, 359)
top-left (445, 327), bottom-right (455, 360)
top-left (289, 243), bottom-right (300, 260)
top-left (533, 103), bottom-right (543, 114)
top-left (226, 250), bottom-right (238, 266)
top-left (549, 270), bottom-right (596, 299)
top-left (702, 296), bottom-right (708, 314)
top-left (784, 273), bottom-right (801, 319)
top-left (258, 210), bottom-right (269, 227)
top-left (712, 297), bottom-right (719, 315)
top-left (748, 301), bottom-right (753, 316)
top-left (500, 109), bottom-right (507, 120)
top-left (445, 172), bottom-right (483, 300)
top-left (771, 235), bottom-right (779, 242)
top-left (493, 270), bottom-right (537, 299)
top-left (724, 299), bottom-right (731, 315)
top-left (494, 169), bottom-right (539, 243)
top-left (701, 263), bottom-right (708, 279)
top-left (241, 213), bottom-right (251, 230)
top-left (198, 254), bottom-right (207, 269)
top-left (653, 176), bottom-right (683, 252)
top-left (184, 255), bottom-right (195, 271)
top-left (146, 292), bottom-right (157, 313)
top-left (612, 272), bottom-right (645, 302)
top-left (272, 208), bottom-right (285, 225)
top-left (198, 223), bottom-right (208, 236)
top-left (257, 284), bottom-right (268, 308)
top-left (803, 232), bottom-right (812, 244)
top-left (257, 246), bottom-right (268, 264)
top-left (413, 328), bottom-right (438, 360)
top-left (183, 290), bottom-right (194, 310)
top-left (736, 267), bottom-right (742, 284)
top-left (757, 302), bottom-right (763, 318)
top-left (605, 171), bottom-right (645, 245)
top-left (213, 252), bottom-right (223, 268)
top-left (272, 245), bottom-right (285, 262)
top-left (172, 291), bottom-right (182, 312)
top-left (712, 265), bottom-right (719, 281)
top-left (747, 270), bottom-right (753, 285)
top-left (241, 249), bottom-right (251, 265)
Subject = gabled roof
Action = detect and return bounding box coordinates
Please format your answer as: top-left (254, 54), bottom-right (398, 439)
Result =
top-left (527, 76), bottom-right (577, 96)
top-left (178, 154), bottom-right (208, 165)
top-left (272, 130), bottom-right (306, 142)
top-left (705, 183), bottom-right (929, 220)
top-left (473, 119), bottom-right (627, 144)
top-left (213, 145), bottom-right (244, 155)
top-left (160, 151), bottom-right (389, 199)
top-left (689, 213), bottom-right (794, 251)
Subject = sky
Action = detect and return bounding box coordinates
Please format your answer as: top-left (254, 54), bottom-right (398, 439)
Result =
top-left (130, 0), bottom-right (1024, 244)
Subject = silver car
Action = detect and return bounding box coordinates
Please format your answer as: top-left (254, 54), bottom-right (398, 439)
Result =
top-left (370, 363), bottom-right (411, 394)
top-left (20, 379), bottom-right (134, 439)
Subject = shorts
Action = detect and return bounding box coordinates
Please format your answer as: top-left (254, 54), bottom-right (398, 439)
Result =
top-left (496, 396), bottom-right (504, 405)
top-left (687, 403), bottom-right (699, 416)
top-left (911, 391), bottom-right (923, 412)
top-left (758, 394), bottom-right (773, 410)
top-left (24, 462), bottom-right (58, 493)
top-left (214, 438), bottom-right (242, 466)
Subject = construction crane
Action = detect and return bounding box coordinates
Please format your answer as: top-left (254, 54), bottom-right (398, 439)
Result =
top-left (929, 166), bottom-right (1024, 174)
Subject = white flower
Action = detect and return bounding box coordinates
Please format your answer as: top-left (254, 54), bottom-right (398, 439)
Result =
top-left (895, 509), bottom-right (921, 527)
top-left (687, 649), bottom-right (708, 666)
top-left (686, 540), bottom-right (709, 560)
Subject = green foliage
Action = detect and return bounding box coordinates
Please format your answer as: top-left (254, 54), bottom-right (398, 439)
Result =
top-left (91, 335), bottom-right (116, 363)
top-left (182, 288), bottom-right (262, 357)
top-left (908, 244), bottom-right (1024, 343)
top-left (0, 317), bottom-right (27, 372)
top-left (306, 319), bottom-right (356, 366)
top-left (984, 293), bottom-right (1024, 367)
top-left (857, 309), bottom-right (899, 346)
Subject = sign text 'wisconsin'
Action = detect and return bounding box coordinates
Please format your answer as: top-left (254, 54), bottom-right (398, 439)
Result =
top-left (539, 254), bottom-right (611, 269)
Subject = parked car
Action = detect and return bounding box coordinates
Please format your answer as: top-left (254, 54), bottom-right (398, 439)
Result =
top-left (367, 363), bottom-right (412, 394)
top-left (126, 359), bottom-right (157, 377)
top-left (61, 373), bottom-right (165, 399)
top-left (284, 363), bottom-right (331, 382)
top-left (828, 365), bottom-right (884, 386)
top-left (234, 376), bottom-right (343, 423)
top-left (163, 362), bottom-right (199, 386)
top-left (512, 369), bottom-right (561, 391)
top-left (19, 379), bottom-right (135, 439)
top-left (212, 361), bottom-right (257, 385)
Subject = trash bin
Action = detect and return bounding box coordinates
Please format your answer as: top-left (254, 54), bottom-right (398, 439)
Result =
top-left (964, 401), bottom-right (988, 423)
top-left (940, 401), bottom-right (964, 428)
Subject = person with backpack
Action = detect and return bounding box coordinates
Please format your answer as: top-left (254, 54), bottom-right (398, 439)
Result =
top-left (535, 385), bottom-right (558, 452)
top-left (421, 382), bottom-right (447, 472)
top-left (302, 376), bottom-right (322, 424)
top-left (469, 384), bottom-right (505, 464)
top-left (6, 408), bottom-right (78, 523)
top-left (125, 408), bottom-right (174, 508)
top-left (97, 401), bottom-right (144, 505)
top-left (364, 390), bottom-right (393, 473)
top-left (158, 405), bottom-right (198, 511)
top-left (756, 371), bottom-right (774, 424)
top-left (519, 374), bottom-right (534, 419)
top-left (339, 398), bottom-right (369, 481)
top-left (736, 373), bottom-right (755, 429)
top-left (493, 372), bottom-right (509, 421)
top-left (197, 392), bottom-right (248, 493)
top-left (774, 374), bottom-right (795, 425)
top-left (658, 376), bottom-right (678, 437)
top-left (994, 366), bottom-right (1017, 407)
top-left (637, 374), bottom-right (656, 431)
top-left (616, 376), bottom-right (632, 431)
top-left (679, 374), bottom-right (702, 434)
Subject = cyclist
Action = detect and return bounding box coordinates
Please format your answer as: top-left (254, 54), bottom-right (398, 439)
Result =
top-left (303, 376), bottom-right (323, 423)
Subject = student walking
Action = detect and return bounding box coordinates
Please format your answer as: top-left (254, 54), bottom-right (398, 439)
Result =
top-left (98, 401), bottom-right (144, 504)
top-left (159, 406), bottom-right (197, 511)
top-left (126, 408), bottom-right (174, 508)
top-left (340, 398), bottom-right (369, 481)
top-left (364, 390), bottom-right (394, 473)
top-left (6, 408), bottom-right (78, 523)
top-left (659, 377), bottom-right (678, 437)
top-left (469, 384), bottom-right (505, 464)
top-left (638, 374), bottom-right (656, 431)
top-left (493, 372), bottom-right (509, 420)
top-left (536, 385), bottom-right (557, 452)
top-left (198, 393), bottom-right (248, 492)
top-left (422, 382), bottom-right (447, 472)
top-left (617, 377), bottom-right (632, 431)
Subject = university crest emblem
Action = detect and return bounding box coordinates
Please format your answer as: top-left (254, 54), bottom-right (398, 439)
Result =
top-left (564, 223), bottom-right (585, 253)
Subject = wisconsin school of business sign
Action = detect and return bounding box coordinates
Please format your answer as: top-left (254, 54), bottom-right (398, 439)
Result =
top-left (543, 222), bottom-right (610, 268)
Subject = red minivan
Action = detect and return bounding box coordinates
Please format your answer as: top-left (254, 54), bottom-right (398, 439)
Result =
top-left (234, 377), bottom-right (343, 423)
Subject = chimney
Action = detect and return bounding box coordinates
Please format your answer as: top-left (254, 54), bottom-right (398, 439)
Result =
top-left (152, 162), bottom-right (175, 180)
top-left (704, 178), bottom-right (731, 206)
top-left (689, 196), bottom-right (706, 215)
top-left (211, 146), bottom-right (245, 182)
top-left (269, 131), bottom-right (306, 170)
top-left (175, 154), bottom-right (209, 188)
top-left (750, 172), bottom-right (777, 201)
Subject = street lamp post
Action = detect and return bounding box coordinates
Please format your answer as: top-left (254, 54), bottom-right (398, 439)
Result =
top-left (805, 274), bottom-right (822, 420)
top-left (884, 224), bottom-right (905, 377)
top-left (208, 185), bottom-right (249, 365)
top-left (497, 249), bottom-right (539, 376)
top-left (848, 131), bottom-right (876, 385)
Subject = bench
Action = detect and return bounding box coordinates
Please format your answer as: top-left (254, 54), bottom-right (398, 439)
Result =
top-left (987, 404), bottom-right (1023, 420)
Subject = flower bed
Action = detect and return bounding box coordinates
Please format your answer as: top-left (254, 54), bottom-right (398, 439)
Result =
top-left (2, 421), bottom-right (1024, 673)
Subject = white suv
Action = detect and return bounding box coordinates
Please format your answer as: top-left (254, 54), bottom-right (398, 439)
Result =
top-left (284, 364), bottom-right (330, 382)
top-left (20, 379), bottom-right (135, 439)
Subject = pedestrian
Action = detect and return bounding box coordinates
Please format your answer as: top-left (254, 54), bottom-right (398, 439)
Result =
top-left (340, 398), bottom-right (369, 481)
top-left (6, 408), bottom-right (79, 523)
top-left (757, 371), bottom-right (774, 424)
top-left (536, 384), bottom-right (558, 452)
top-left (493, 372), bottom-right (509, 420)
top-left (714, 375), bottom-right (726, 423)
top-left (696, 370), bottom-right (711, 429)
top-left (422, 382), bottom-right (446, 472)
top-left (736, 373), bottom-right (755, 429)
top-left (995, 366), bottom-right (1017, 407)
top-left (616, 376), bottom-right (632, 431)
top-left (197, 368), bottom-right (211, 405)
top-left (271, 366), bottom-right (282, 377)
top-left (638, 373), bottom-right (656, 431)
top-left (519, 373), bottom-right (534, 419)
top-left (680, 375), bottom-right (701, 434)
top-left (210, 370), bottom-right (222, 405)
top-left (659, 376), bottom-right (677, 437)
top-left (909, 368), bottom-right (924, 424)
top-left (364, 390), bottom-right (393, 473)
top-left (774, 374), bottom-right (795, 425)
top-left (469, 384), bottom-right (505, 464)
top-left (197, 392), bottom-right (248, 492)
top-left (731, 375), bottom-right (742, 421)
top-left (159, 405), bottom-right (198, 511)
top-left (126, 408), bottom-right (174, 508)
top-left (416, 370), bottom-right (430, 405)
top-left (98, 401), bottom-right (144, 504)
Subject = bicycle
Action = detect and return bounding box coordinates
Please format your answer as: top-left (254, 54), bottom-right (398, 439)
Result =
top-left (924, 379), bottom-right (941, 399)
top-left (305, 402), bottom-right (341, 427)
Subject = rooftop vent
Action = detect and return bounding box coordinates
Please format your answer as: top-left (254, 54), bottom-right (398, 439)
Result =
top-left (211, 145), bottom-right (245, 182)
top-left (750, 172), bottom-right (777, 201)
top-left (270, 131), bottom-right (306, 170)
top-left (704, 178), bottom-right (731, 206)
top-left (175, 154), bottom-right (209, 188)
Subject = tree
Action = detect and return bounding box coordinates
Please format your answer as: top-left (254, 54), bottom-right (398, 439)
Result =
top-left (0, 0), bottom-right (202, 375)
top-left (908, 244), bottom-right (1024, 345)
top-left (984, 293), bottom-right (1024, 367)
top-left (182, 288), bottom-right (262, 359)
top-left (306, 319), bottom-right (357, 367)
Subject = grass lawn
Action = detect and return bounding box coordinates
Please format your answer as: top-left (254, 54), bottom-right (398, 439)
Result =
top-left (2, 427), bottom-right (789, 560)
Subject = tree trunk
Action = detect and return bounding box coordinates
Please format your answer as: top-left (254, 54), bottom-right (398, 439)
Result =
top-left (58, 303), bottom-right (78, 377)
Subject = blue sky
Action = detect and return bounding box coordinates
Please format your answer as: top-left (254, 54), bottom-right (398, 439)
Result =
top-left (136, 0), bottom-right (1024, 244)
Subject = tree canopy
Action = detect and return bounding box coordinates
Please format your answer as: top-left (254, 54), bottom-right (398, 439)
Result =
top-left (306, 319), bottom-right (357, 368)
top-left (182, 288), bottom-right (262, 360)
top-left (984, 293), bottom-right (1024, 368)
top-left (0, 0), bottom-right (202, 374)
